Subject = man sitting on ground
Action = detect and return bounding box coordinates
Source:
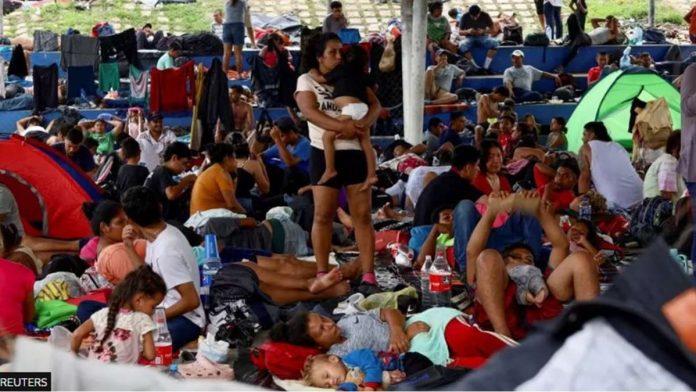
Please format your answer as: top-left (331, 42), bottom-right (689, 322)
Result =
top-left (52, 128), bottom-right (97, 175)
top-left (413, 145), bottom-right (482, 227)
top-left (579, 121), bottom-right (643, 210)
top-left (540, 160), bottom-right (580, 213)
top-left (144, 142), bottom-right (197, 224)
top-left (121, 186), bottom-right (204, 350)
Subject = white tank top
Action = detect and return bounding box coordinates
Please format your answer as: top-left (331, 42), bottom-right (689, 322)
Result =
top-left (588, 140), bottom-right (643, 210)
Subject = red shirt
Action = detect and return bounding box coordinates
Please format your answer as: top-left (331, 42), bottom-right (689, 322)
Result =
top-left (540, 184), bottom-right (575, 212)
top-left (587, 66), bottom-right (602, 84)
top-left (0, 259), bottom-right (35, 336)
top-left (473, 172), bottom-right (512, 195)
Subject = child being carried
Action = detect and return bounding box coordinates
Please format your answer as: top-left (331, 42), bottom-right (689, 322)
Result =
top-left (310, 45), bottom-right (378, 191)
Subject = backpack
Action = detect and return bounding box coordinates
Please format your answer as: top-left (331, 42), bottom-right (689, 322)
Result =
top-left (642, 27), bottom-right (667, 44)
top-left (630, 196), bottom-right (674, 245)
top-left (388, 365), bottom-right (471, 390)
top-left (91, 22), bottom-right (116, 38)
top-left (250, 342), bottom-right (321, 380)
top-left (502, 25), bottom-right (523, 45)
top-left (635, 97), bottom-right (673, 150)
top-left (523, 32), bottom-right (550, 46)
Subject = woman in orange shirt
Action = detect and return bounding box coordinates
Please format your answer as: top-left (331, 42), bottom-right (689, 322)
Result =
top-left (190, 143), bottom-right (246, 215)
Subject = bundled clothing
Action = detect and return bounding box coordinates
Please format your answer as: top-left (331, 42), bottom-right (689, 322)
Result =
top-left (197, 58), bottom-right (233, 147)
top-left (33, 64), bottom-right (59, 111)
top-left (150, 60), bottom-right (195, 113)
top-left (8, 44), bottom-right (28, 78)
top-left (60, 34), bottom-right (100, 70)
top-left (99, 28), bottom-right (139, 67)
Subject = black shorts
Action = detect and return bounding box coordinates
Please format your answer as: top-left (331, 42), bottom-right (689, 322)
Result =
top-left (534, 0), bottom-right (544, 15)
top-left (310, 147), bottom-right (367, 189)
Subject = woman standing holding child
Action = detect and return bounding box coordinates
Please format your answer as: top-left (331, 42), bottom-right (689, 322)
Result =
top-left (294, 33), bottom-right (382, 293)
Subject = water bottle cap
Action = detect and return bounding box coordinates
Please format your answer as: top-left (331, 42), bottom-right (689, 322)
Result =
top-left (204, 234), bottom-right (219, 260)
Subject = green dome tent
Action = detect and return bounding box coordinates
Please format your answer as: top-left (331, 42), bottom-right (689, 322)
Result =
top-left (566, 69), bottom-right (681, 152)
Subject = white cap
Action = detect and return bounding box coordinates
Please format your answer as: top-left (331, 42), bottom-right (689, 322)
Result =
top-left (511, 49), bottom-right (525, 58)
top-left (20, 125), bottom-right (47, 136)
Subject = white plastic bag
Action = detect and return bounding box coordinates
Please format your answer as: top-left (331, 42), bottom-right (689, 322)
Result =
top-left (48, 326), bottom-right (73, 352)
top-left (198, 333), bottom-right (229, 364)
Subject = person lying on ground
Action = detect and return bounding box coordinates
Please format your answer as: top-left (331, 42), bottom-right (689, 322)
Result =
top-left (467, 191), bottom-right (600, 339)
top-left (271, 307), bottom-right (513, 371)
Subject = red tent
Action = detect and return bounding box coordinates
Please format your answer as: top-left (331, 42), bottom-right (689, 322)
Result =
top-left (0, 136), bottom-right (102, 239)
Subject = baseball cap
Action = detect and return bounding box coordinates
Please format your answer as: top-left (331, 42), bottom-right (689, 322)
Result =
top-left (435, 48), bottom-right (447, 57)
top-left (147, 112), bottom-right (163, 122)
top-left (511, 49), bottom-right (525, 58)
top-left (274, 116), bottom-right (298, 132)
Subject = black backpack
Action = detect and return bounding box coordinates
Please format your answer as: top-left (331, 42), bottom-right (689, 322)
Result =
top-left (503, 25), bottom-right (524, 45)
top-left (524, 32), bottom-right (550, 46)
top-left (642, 27), bottom-right (667, 44)
top-left (629, 196), bottom-right (674, 246)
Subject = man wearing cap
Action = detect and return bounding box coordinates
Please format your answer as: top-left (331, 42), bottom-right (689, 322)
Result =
top-left (137, 112), bottom-right (178, 172)
top-left (261, 117), bottom-right (311, 194)
top-left (424, 49), bottom-right (464, 104)
top-left (503, 50), bottom-right (560, 103)
top-left (79, 114), bottom-right (124, 156)
top-left (458, 4), bottom-right (498, 74)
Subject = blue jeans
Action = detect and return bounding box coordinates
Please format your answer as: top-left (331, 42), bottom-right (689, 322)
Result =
top-left (513, 87), bottom-right (543, 103)
top-left (75, 301), bottom-right (200, 351)
top-left (458, 35), bottom-right (499, 54)
top-left (168, 316), bottom-right (202, 351)
top-left (544, 2), bottom-right (563, 39)
top-left (453, 200), bottom-right (543, 273)
top-left (686, 182), bottom-right (696, 265)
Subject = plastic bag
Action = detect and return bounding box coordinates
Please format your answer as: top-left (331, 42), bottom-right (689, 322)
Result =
top-left (48, 326), bottom-right (73, 351)
top-left (198, 333), bottom-right (230, 364)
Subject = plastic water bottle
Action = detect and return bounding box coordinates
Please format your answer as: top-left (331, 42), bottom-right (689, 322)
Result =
top-left (200, 234), bottom-right (222, 311)
top-left (420, 255), bottom-right (433, 309)
top-left (630, 26), bottom-right (643, 45)
top-left (153, 307), bottom-right (173, 367)
top-left (620, 46), bottom-right (632, 70)
top-left (165, 364), bottom-right (183, 379)
top-left (579, 195), bottom-right (592, 221)
top-left (429, 246), bottom-right (452, 307)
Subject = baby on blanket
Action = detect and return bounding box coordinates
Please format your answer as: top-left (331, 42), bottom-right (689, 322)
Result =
top-left (302, 322), bottom-right (432, 390)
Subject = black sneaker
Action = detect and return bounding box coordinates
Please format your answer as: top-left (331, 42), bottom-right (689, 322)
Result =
top-left (356, 282), bottom-right (381, 297)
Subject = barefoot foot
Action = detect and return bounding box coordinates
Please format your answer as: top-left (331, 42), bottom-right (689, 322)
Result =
top-left (308, 268), bottom-right (344, 293)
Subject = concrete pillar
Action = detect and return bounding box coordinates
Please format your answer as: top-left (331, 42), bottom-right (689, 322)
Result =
top-left (400, 0), bottom-right (413, 140)
top-left (648, 0), bottom-right (656, 28)
top-left (401, 0), bottom-right (427, 145)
